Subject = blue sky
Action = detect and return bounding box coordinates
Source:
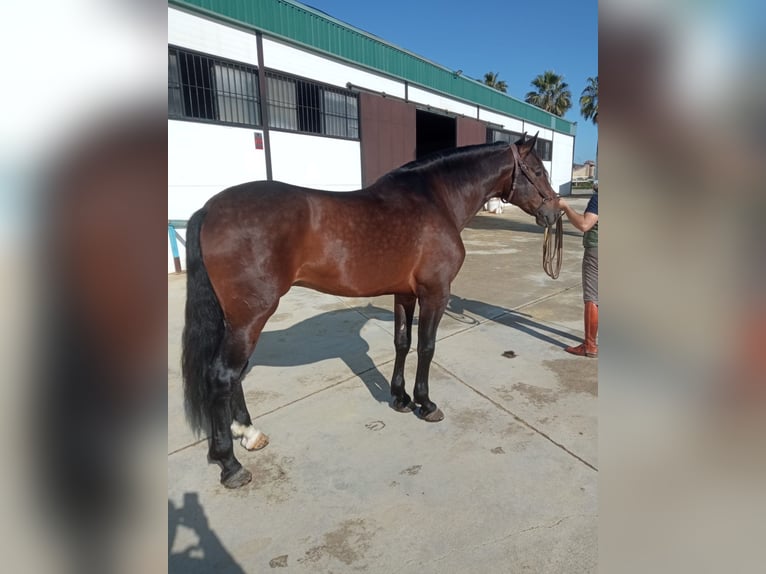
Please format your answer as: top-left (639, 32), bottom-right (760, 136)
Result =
top-left (303, 0), bottom-right (598, 164)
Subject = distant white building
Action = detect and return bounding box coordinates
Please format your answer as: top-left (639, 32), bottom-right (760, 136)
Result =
top-left (572, 160), bottom-right (596, 181)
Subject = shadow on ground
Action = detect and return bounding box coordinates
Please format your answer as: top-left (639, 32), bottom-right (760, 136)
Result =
top-left (244, 304), bottom-right (394, 403)
top-left (241, 298), bottom-right (580, 409)
top-left (169, 493), bottom-right (245, 574)
top-left (447, 294), bottom-right (581, 349)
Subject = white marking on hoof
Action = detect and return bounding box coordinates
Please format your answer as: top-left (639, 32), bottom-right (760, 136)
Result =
top-left (230, 421), bottom-right (269, 450)
top-left (242, 429), bottom-right (269, 450)
top-left (230, 421), bottom-right (247, 437)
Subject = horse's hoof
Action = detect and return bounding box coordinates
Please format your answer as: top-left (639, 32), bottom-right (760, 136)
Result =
top-left (418, 407), bottom-right (445, 422)
top-left (391, 398), bottom-right (414, 413)
top-left (221, 466), bottom-right (252, 489)
top-left (242, 431), bottom-right (269, 451)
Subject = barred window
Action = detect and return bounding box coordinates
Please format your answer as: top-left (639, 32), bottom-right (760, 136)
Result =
top-left (267, 75), bottom-right (298, 130)
top-left (323, 90), bottom-right (359, 138)
top-left (487, 128), bottom-right (522, 144)
top-left (168, 46), bottom-right (261, 127)
top-left (535, 138), bottom-right (552, 161)
top-left (265, 72), bottom-right (359, 139)
top-left (168, 51), bottom-right (183, 117)
top-left (487, 128), bottom-right (552, 161)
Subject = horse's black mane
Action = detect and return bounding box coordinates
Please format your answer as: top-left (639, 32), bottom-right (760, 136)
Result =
top-left (395, 141), bottom-right (510, 173)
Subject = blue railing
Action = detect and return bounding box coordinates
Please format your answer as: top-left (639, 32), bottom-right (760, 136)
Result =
top-left (168, 220), bottom-right (187, 273)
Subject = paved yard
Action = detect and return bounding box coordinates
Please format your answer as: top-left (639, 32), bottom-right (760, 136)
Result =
top-left (168, 199), bottom-right (597, 573)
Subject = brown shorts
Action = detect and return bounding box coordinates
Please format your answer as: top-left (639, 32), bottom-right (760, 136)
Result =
top-left (582, 247), bottom-right (598, 303)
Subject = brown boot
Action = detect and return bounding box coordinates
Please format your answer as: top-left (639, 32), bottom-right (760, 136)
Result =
top-left (565, 301), bottom-right (598, 358)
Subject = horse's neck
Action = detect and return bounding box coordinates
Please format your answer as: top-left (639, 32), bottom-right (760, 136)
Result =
top-left (437, 154), bottom-right (512, 230)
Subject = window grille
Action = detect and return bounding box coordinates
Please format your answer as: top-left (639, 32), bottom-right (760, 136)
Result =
top-left (486, 128), bottom-right (552, 161)
top-left (535, 138), bottom-right (552, 162)
top-left (265, 72), bottom-right (359, 139)
top-left (487, 128), bottom-right (522, 144)
top-left (168, 46), bottom-right (261, 128)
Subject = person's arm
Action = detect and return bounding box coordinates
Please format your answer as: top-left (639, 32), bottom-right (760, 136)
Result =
top-left (558, 198), bottom-right (598, 232)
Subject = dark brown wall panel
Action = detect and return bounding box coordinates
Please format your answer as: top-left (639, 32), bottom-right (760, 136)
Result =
top-left (360, 93), bottom-right (416, 186)
top-left (456, 116), bottom-right (487, 147)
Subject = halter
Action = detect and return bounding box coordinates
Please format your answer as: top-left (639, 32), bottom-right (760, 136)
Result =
top-left (505, 143), bottom-right (563, 280)
top-left (503, 143), bottom-right (556, 207)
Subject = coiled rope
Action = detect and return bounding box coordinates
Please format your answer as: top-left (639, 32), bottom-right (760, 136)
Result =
top-left (542, 214), bottom-right (563, 279)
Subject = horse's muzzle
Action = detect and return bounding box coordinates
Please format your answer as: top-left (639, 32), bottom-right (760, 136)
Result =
top-left (536, 209), bottom-right (559, 228)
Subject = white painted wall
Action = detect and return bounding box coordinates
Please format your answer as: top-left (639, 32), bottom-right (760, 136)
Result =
top-left (407, 85), bottom-right (477, 119)
top-left (169, 129), bottom-right (361, 272)
top-left (522, 122), bottom-right (553, 141)
top-left (269, 131), bottom-right (361, 191)
top-left (168, 7), bottom-right (259, 66)
top-left (478, 109), bottom-right (524, 134)
top-left (168, 120), bottom-right (268, 218)
top-left (168, 120), bottom-right (269, 272)
top-left (551, 132), bottom-right (575, 196)
top-left (543, 161), bottom-right (553, 181)
top-left (262, 37), bottom-right (406, 97)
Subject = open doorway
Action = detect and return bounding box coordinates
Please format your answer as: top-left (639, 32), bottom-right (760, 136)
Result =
top-left (416, 109), bottom-right (456, 159)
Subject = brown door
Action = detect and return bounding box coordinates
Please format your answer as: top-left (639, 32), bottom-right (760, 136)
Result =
top-left (359, 92), bottom-right (416, 186)
top-left (456, 116), bottom-right (487, 147)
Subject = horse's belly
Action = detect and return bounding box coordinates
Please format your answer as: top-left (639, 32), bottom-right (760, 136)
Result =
top-left (293, 255), bottom-right (415, 297)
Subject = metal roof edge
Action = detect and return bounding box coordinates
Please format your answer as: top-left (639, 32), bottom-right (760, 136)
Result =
top-left (168, 0), bottom-right (577, 136)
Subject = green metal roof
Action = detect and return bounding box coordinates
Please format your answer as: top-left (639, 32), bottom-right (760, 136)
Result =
top-left (169, 0), bottom-right (576, 136)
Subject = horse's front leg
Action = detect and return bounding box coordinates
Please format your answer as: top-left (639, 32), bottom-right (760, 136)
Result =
top-left (390, 293), bottom-right (416, 412)
top-left (413, 290), bottom-right (449, 422)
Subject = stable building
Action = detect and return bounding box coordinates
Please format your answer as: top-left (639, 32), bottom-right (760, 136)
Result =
top-left (168, 0), bottom-right (577, 272)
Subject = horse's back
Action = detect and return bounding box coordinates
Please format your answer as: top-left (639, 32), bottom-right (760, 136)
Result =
top-left (198, 178), bottom-right (460, 299)
top-left (205, 180), bottom-right (315, 213)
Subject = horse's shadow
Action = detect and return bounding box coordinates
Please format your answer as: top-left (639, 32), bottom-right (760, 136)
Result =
top-left (243, 304), bottom-right (395, 403)
top-left (241, 296), bottom-right (579, 405)
top-left (447, 294), bottom-right (581, 349)
top-left (169, 492), bottom-right (245, 574)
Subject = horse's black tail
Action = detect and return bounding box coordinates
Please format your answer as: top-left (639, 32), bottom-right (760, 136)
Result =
top-left (181, 207), bottom-right (223, 436)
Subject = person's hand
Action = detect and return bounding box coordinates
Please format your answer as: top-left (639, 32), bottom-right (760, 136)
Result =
top-left (558, 198), bottom-right (569, 210)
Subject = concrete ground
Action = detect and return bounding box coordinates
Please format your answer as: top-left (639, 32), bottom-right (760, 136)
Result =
top-left (168, 198), bottom-right (597, 573)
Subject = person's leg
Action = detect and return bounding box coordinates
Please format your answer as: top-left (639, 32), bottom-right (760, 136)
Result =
top-left (566, 248), bottom-right (598, 357)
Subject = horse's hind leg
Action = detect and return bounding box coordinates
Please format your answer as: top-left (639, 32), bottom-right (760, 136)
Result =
top-left (208, 329), bottom-right (254, 488)
top-left (230, 381), bottom-right (269, 451)
top-left (390, 294), bottom-right (416, 412)
top-left (228, 301), bottom-right (279, 453)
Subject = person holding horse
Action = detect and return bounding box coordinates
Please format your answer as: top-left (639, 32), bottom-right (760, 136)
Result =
top-left (558, 181), bottom-right (598, 357)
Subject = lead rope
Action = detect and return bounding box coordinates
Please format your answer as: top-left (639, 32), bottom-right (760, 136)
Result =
top-left (542, 213), bottom-right (563, 279)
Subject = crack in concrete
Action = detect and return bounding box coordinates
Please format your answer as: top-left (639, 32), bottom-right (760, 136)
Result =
top-left (167, 358), bottom-right (395, 457)
top-left (435, 285), bottom-right (580, 344)
top-left (433, 360), bottom-right (598, 472)
top-left (169, 289), bottom-right (586, 459)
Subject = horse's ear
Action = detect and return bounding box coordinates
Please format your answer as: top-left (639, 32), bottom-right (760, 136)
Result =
top-left (514, 132), bottom-right (527, 145)
top-left (521, 131), bottom-right (539, 156)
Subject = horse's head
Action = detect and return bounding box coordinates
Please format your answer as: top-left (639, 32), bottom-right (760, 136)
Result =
top-left (502, 133), bottom-right (560, 227)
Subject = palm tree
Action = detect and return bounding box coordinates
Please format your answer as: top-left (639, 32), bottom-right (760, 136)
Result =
top-left (579, 76), bottom-right (598, 124)
top-left (524, 70), bottom-right (572, 117)
top-left (483, 71), bottom-right (507, 93)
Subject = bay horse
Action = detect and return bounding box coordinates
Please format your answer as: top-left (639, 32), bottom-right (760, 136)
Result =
top-left (182, 133), bottom-right (560, 488)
